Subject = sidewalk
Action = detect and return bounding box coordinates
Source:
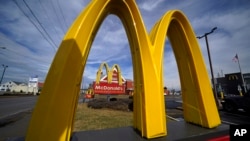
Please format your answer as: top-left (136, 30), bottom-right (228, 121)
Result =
top-left (0, 111), bottom-right (229, 141)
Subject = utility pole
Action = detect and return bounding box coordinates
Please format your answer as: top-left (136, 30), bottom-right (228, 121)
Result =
top-left (0, 47), bottom-right (7, 85)
top-left (0, 64), bottom-right (8, 84)
top-left (197, 27), bottom-right (219, 107)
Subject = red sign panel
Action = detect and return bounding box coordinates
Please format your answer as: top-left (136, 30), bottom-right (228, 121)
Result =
top-left (93, 82), bottom-right (125, 94)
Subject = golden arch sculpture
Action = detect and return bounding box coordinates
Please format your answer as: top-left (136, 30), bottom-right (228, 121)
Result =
top-left (26, 0), bottom-right (221, 140)
top-left (96, 62), bottom-right (123, 85)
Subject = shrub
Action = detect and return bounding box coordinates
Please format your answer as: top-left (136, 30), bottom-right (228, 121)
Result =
top-left (87, 98), bottom-right (132, 112)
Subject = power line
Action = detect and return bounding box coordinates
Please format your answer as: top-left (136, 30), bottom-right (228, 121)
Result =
top-left (13, 0), bottom-right (57, 51)
top-left (22, 0), bottom-right (58, 51)
top-left (56, 0), bottom-right (68, 30)
top-left (51, 0), bottom-right (66, 33)
top-left (38, 0), bottom-right (62, 42)
top-left (2, 47), bottom-right (52, 64)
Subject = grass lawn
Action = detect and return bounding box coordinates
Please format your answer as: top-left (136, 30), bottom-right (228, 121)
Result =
top-left (74, 103), bottom-right (133, 131)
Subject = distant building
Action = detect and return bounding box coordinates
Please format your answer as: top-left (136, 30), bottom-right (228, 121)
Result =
top-left (243, 73), bottom-right (250, 91)
top-left (215, 72), bottom-right (249, 95)
top-left (37, 82), bottom-right (44, 92)
top-left (125, 79), bottom-right (134, 96)
top-left (0, 81), bottom-right (27, 93)
top-left (27, 76), bottom-right (38, 94)
top-left (0, 80), bottom-right (44, 94)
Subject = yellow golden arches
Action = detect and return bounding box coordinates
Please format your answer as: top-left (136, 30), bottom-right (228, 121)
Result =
top-left (26, 0), bottom-right (221, 140)
top-left (229, 75), bottom-right (238, 80)
top-left (95, 62), bottom-right (123, 85)
top-left (150, 10), bottom-right (221, 127)
top-left (110, 64), bottom-right (122, 85)
top-left (95, 62), bottom-right (110, 84)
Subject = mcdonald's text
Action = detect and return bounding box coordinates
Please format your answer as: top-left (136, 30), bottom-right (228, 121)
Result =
top-left (93, 82), bottom-right (125, 94)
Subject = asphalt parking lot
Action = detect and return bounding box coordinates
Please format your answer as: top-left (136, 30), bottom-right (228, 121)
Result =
top-left (0, 95), bottom-right (231, 141)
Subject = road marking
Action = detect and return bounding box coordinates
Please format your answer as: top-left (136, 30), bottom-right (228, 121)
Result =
top-left (175, 100), bottom-right (183, 103)
top-left (221, 120), bottom-right (238, 125)
top-left (166, 115), bottom-right (181, 121)
top-left (0, 108), bottom-right (32, 120)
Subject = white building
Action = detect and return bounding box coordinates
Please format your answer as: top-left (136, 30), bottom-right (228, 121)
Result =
top-left (0, 81), bottom-right (27, 93)
top-left (0, 80), bottom-right (39, 94)
top-left (27, 76), bottom-right (39, 94)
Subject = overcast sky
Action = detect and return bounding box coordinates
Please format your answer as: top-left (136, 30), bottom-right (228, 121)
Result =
top-left (0, 0), bottom-right (250, 90)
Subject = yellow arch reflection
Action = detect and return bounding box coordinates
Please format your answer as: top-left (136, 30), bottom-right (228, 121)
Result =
top-left (26, 0), bottom-right (220, 140)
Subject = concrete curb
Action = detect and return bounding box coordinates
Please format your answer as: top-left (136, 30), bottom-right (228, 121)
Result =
top-left (0, 108), bottom-right (32, 127)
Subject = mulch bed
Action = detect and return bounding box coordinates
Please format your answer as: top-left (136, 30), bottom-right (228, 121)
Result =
top-left (87, 98), bottom-right (133, 112)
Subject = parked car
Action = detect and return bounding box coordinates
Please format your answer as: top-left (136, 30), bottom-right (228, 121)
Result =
top-left (221, 91), bottom-right (250, 113)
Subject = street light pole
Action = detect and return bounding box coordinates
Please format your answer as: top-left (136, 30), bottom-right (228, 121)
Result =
top-left (0, 64), bottom-right (8, 84)
top-left (197, 27), bottom-right (219, 107)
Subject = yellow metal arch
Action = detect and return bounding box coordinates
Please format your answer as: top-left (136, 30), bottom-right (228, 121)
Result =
top-left (26, 0), bottom-right (220, 140)
top-left (95, 63), bottom-right (123, 85)
top-left (150, 11), bottom-right (220, 127)
top-left (110, 64), bottom-right (122, 85)
top-left (96, 62), bottom-right (110, 84)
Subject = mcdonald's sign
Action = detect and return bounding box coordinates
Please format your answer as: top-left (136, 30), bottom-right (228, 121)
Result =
top-left (93, 82), bottom-right (125, 94)
top-left (229, 75), bottom-right (238, 80)
top-left (26, 0), bottom-right (220, 140)
top-left (95, 62), bottom-right (123, 85)
top-left (93, 62), bottom-right (125, 94)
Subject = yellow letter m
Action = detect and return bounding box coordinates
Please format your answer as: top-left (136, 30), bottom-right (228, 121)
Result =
top-left (26, 0), bottom-right (221, 140)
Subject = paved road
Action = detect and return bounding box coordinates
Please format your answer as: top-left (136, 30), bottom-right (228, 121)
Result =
top-left (165, 95), bottom-right (250, 125)
top-left (0, 95), bottom-right (248, 140)
top-left (0, 96), bottom-right (38, 141)
top-left (0, 96), bottom-right (38, 118)
top-left (165, 96), bottom-right (183, 121)
top-left (220, 110), bottom-right (250, 125)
